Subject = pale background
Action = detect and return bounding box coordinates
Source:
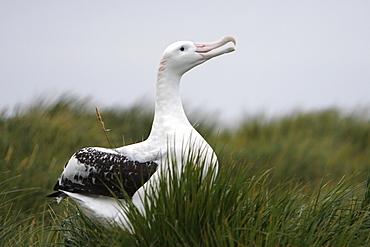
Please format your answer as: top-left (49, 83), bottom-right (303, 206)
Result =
top-left (1, 1), bottom-right (369, 124)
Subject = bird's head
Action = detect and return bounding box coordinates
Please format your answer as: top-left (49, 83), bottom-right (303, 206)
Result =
top-left (159, 36), bottom-right (236, 76)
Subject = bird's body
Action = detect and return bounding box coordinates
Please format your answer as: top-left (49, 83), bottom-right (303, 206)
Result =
top-left (48, 36), bottom-right (236, 230)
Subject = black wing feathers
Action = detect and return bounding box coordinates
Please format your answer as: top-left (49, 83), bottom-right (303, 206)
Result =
top-left (54, 148), bottom-right (158, 199)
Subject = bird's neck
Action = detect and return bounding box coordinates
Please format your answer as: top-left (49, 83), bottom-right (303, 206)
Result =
top-left (148, 62), bottom-right (192, 140)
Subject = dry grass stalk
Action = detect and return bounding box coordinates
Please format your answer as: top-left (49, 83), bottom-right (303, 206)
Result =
top-left (95, 107), bottom-right (113, 148)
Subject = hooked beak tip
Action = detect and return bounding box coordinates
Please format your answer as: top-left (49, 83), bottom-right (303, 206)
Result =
top-left (223, 36), bottom-right (236, 46)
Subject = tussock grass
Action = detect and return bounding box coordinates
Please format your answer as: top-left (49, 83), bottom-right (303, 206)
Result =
top-left (1, 96), bottom-right (370, 245)
top-left (17, 159), bottom-right (370, 246)
top-left (229, 109), bottom-right (370, 184)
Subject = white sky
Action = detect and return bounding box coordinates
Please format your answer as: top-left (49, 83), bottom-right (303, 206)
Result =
top-left (1, 1), bottom-right (369, 124)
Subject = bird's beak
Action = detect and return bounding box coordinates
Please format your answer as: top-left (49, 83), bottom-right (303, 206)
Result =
top-left (194, 36), bottom-right (236, 60)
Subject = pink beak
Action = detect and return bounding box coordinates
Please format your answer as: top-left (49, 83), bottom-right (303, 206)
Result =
top-left (194, 36), bottom-right (236, 60)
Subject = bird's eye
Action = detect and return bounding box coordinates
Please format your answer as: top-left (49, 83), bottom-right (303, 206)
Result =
top-left (180, 46), bottom-right (185, 51)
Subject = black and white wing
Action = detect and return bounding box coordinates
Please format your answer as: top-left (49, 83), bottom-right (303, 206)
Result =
top-left (48, 147), bottom-right (158, 199)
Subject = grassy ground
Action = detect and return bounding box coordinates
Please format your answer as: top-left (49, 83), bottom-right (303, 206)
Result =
top-left (1, 97), bottom-right (370, 246)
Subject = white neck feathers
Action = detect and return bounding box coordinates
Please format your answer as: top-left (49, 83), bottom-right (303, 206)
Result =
top-left (148, 59), bottom-right (192, 140)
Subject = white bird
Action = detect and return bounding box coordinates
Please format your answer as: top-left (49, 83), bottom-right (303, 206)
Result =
top-left (47, 36), bottom-right (236, 230)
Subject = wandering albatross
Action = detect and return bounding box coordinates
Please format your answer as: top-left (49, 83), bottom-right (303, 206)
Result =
top-left (47, 36), bottom-right (236, 230)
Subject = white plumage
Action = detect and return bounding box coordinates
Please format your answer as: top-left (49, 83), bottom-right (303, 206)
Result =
top-left (48, 36), bottom-right (236, 230)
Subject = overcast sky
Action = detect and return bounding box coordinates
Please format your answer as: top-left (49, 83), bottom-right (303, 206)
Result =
top-left (1, 1), bottom-right (369, 124)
